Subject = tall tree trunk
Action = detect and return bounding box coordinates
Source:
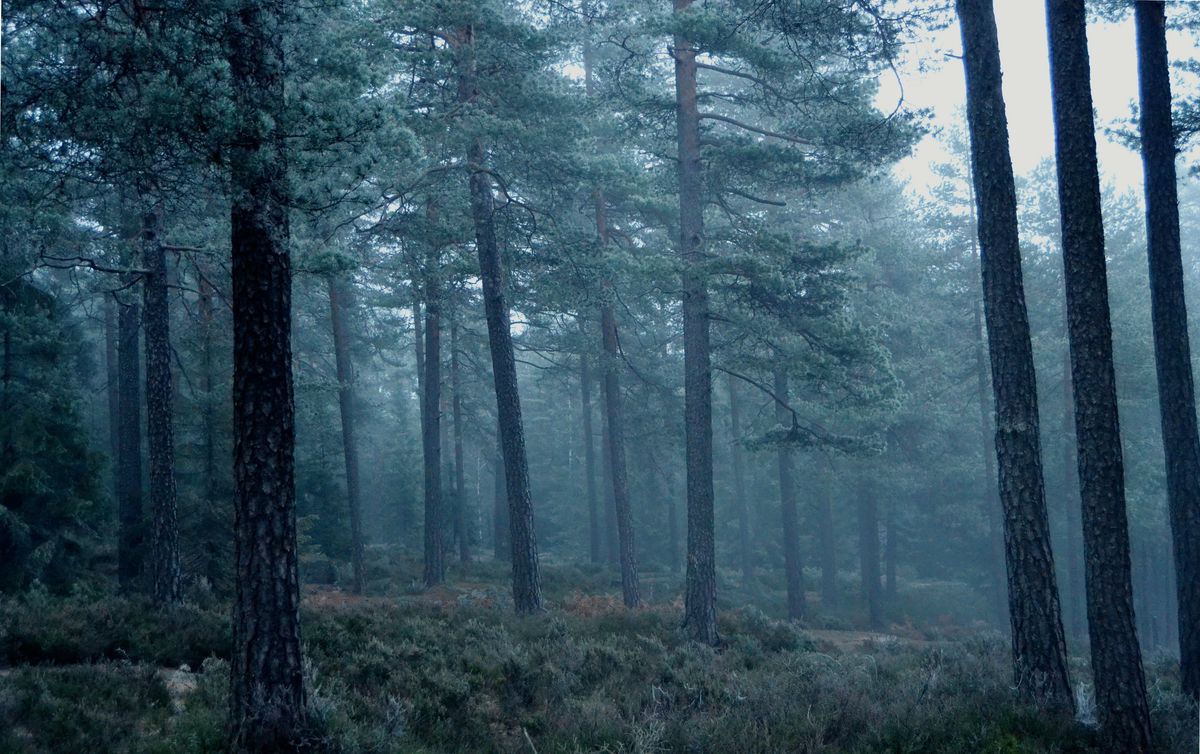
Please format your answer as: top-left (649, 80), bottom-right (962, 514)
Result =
top-left (1046, 1), bottom-right (1152, 747)
top-left (856, 475), bottom-right (883, 630)
top-left (328, 276), bottom-right (366, 594)
top-left (226, 2), bottom-right (306, 749)
top-left (451, 320), bottom-right (470, 564)
top-left (116, 274), bottom-right (143, 593)
top-left (1061, 344), bottom-right (1085, 642)
top-left (458, 26), bottom-right (541, 613)
top-left (727, 375), bottom-right (753, 586)
top-left (141, 210), bottom-right (181, 605)
top-left (198, 271), bottom-right (220, 588)
top-left (955, 0), bottom-right (1074, 710)
top-left (817, 462), bottom-right (837, 608)
top-left (774, 367), bottom-right (805, 621)
top-left (594, 194), bottom-right (640, 608)
top-left (674, 0), bottom-right (718, 646)
top-left (421, 255), bottom-right (444, 587)
top-left (580, 353), bottom-right (602, 564)
top-left (105, 296), bottom-right (120, 500)
top-left (1135, 0), bottom-right (1200, 701)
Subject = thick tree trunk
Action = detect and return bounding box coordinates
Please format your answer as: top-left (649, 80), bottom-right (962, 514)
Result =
top-left (117, 277), bottom-right (143, 593)
top-left (451, 320), bottom-right (470, 564)
top-left (774, 367), bottom-right (805, 621)
top-left (727, 376), bottom-right (753, 586)
top-left (141, 210), bottom-right (181, 605)
top-left (1135, 0), bottom-right (1200, 701)
top-left (595, 193), bottom-right (640, 608)
top-left (328, 277), bottom-right (366, 594)
top-left (856, 476), bottom-right (883, 630)
top-left (421, 257), bottom-right (444, 587)
top-left (226, 3), bottom-right (307, 749)
top-left (955, 0), bottom-right (1074, 711)
top-left (458, 26), bottom-right (541, 613)
top-left (580, 353), bottom-right (602, 564)
top-left (1046, 1), bottom-right (1151, 748)
top-left (1061, 344), bottom-right (1085, 641)
top-left (674, 0), bottom-right (718, 646)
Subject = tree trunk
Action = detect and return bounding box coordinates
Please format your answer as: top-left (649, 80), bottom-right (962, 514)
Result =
top-left (328, 276), bottom-right (366, 594)
top-left (105, 296), bottom-right (120, 500)
top-left (451, 320), bottom-right (470, 564)
top-left (458, 25), bottom-right (541, 614)
top-left (198, 270), bottom-right (221, 588)
top-left (674, 0), bottom-right (718, 646)
top-left (1046, 1), bottom-right (1152, 748)
top-left (226, 2), bottom-right (306, 749)
top-left (817, 462), bottom-right (838, 608)
top-left (421, 255), bottom-right (444, 587)
top-left (774, 367), bottom-right (805, 621)
top-left (856, 475), bottom-right (883, 630)
top-left (727, 375), bottom-right (753, 586)
top-left (955, 0), bottom-right (1074, 711)
top-left (141, 210), bottom-right (181, 605)
top-left (580, 353), bottom-right (602, 564)
top-left (1061, 344), bottom-right (1085, 642)
top-left (116, 274), bottom-right (143, 593)
top-left (1135, 0), bottom-right (1200, 701)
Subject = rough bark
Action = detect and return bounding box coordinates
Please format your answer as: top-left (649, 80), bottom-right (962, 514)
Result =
top-left (856, 476), bottom-right (883, 630)
top-left (421, 253), bottom-right (445, 588)
top-left (580, 353), bottom-right (602, 564)
top-left (116, 276), bottom-right (143, 593)
top-left (226, 2), bottom-right (307, 749)
top-left (1135, 0), bottom-right (1200, 701)
top-left (955, 0), bottom-right (1074, 711)
top-left (328, 277), bottom-right (366, 594)
top-left (727, 375), bottom-right (753, 586)
top-left (1046, 1), bottom-right (1152, 748)
top-left (674, 0), bottom-right (718, 646)
top-left (458, 25), bottom-right (541, 613)
top-left (141, 210), bottom-right (181, 605)
top-left (774, 367), bottom-right (805, 621)
top-left (1061, 344), bottom-right (1085, 641)
top-left (451, 320), bottom-right (470, 564)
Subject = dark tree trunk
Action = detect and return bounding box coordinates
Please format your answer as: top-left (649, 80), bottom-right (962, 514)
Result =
top-left (580, 353), bottom-right (602, 564)
top-left (956, 0), bottom-right (1074, 711)
top-left (141, 210), bottom-right (181, 605)
top-left (595, 191), bottom-right (640, 608)
top-left (458, 26), bottom-right (541, 613)
top-left (817, 463), bottom-right (838, 608)
top-left (117, 277), bottom-right (143, 593)
top-left (421, 256), bottom-right (444, 588)
top-left (451, 320), bottom-right (470, 564)
top-left (727, 376), bottom-right (753, 586)
top-left (226, 2), bottom-right (307, 749)
top-left (1046, 1), bottom-right (1152, 748)
top-left (105, 296), bottom-right (120, 500)
top-left (856, 476), bottom-right (883, 630)
top-left (1061, 344), bottom-right (1085, 642)
top-left (198, 271), bottom-right (221, 588)
top-left (328, 277), bottom-right (366, 594)
top-left (674, 0), bottom-right (717, 646)
top-left (1135, 0), bottom-right (1200, 701)
top-left (774, 367), bottom-right (805, 621)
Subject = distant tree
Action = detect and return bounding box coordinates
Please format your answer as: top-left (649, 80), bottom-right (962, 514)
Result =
top-left (327, 275), bottom-right (367, 594)
top-left (1045, 0), bottom-right (1151, 747)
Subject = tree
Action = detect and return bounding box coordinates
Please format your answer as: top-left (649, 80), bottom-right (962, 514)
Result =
top-left (579, 354), bottom-right (602, 564)
top-left (774, 365), bottom-right (805, 621)
top-left (1045, 0), bottom-right (1151, 747)
top-left (328, 275), bottom-right (367, 594)
top-left (955, 0), bottom-right (1073, 709)
top-left (1134, 0), bottom-right (1200, 701)
top-left (226, 0), bottom-right (308, 748)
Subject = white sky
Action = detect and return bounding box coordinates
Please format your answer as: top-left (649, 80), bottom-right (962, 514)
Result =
top-left (880, 0), bottom-right (1199, 197)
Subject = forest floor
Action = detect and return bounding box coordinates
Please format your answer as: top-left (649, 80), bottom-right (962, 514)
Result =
top-left (0, 557), bottom-right (1196, 753)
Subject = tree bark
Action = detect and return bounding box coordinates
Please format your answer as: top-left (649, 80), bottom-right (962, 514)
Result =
top-left (421, 252), bottom-right (445, 587)
top-left (727, 375), bottom-right (753, 586)
top-left (1061, 343), bottom-right (1085, 642)
top-left (856, 475), bottom-right (883, 630)
top-left (1134, 0), bottom-right (1200, 701)
top-left (774, 367), bottom-right (805, 621)
top-left (116, 270), bottom-right (143, 594)
top-left (451, 320), bottom-right (470, 564)
top-left (226, 2), bottom-right (307, 749)
top-left (674, 0), bottom-right (718, 646)
top-left (141, 210), bottom-right (181, 605)
top-left (580, 353), bottom-right (602, 564)
top-left (458, 25), bottom-right (541, 613)
top-left (328, 276), bottom-right (366, 594)
top-left (955, 0), bottom-right (1074, 711)
top-left (1046, 1), bottom-right (1151, 748)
